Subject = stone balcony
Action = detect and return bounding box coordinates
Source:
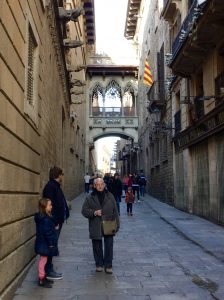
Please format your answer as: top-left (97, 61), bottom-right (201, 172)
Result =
top-left (89, 116), bottom-right (138, 129)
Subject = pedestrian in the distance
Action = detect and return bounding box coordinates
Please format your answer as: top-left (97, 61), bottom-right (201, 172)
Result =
top-left (81, 178), bottom-right (120, 274)
top-left (108, 173), bottom-right (122, 215)
top-left (132, 173), bottom-right (140, 202)
top-left (84, 172), bottom-right (91, 193)
top-left (123, 174), bottom-right (129, 195)
top-left (89, 173), bottom-right (96, 193)
top-left (34, 198), bottom-right (59, 288)
top-left (125, 186), bottom-right (135, 216)
top-left (139, 173), bottom-right (146, 197)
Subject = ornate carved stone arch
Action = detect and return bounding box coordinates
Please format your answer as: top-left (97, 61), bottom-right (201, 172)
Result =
top-left (91, 83), bottom-right (104, 116)
top-left (105, 80), bottom-right (122, 98)
top-left (124, 82), bottom-right (135, 94)
top-left (123, 82), bottom-right (136, 116)
top-left (92, 82), bottom-right (104, 102)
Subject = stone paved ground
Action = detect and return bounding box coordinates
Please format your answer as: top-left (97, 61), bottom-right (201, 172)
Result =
top-left (14, 193), bottom-right (224, 300)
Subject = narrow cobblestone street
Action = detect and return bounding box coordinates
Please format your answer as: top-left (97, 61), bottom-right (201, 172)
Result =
top-left (14, 194), bottom-right (224, 300)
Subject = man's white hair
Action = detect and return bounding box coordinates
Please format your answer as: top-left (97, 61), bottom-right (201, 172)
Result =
top-left (94, 177), bottom-right (104, 185)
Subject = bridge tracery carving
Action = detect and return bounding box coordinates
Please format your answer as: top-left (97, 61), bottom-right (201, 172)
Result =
top-left (91, 80), bottom-right (136, 118)
top-left (87, 67), bottom-right (138, 144)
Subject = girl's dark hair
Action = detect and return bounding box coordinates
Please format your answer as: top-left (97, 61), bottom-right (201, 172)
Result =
top-left (39, 198), bottom-right (51, 215)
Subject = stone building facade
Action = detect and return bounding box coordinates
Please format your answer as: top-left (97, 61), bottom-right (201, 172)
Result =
top-left (163, 0), bottom-right (224, 223)
top-left (85, 60), bottom-right (138, 174)
top-left (126, 0), bottom-right (174, 203)
top-left (127, 0), bottom-right (224, 223)
top-left (0, 0), bottom-right (94, 298)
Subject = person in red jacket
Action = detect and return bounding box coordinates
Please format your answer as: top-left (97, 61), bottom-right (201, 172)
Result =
top-left (125, 186), bottom-right (135, 216)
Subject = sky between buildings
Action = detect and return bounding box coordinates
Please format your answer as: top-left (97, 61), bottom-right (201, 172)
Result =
top-left (94, 0), bottom-right (137, 168)
top-left (95, 0), bottom-right (137, 64)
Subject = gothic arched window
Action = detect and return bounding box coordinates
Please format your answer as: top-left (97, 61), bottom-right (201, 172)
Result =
top-left (123, 84), bottom-right (135, 116)
top-left (104, 80), bottom-right (122, 117)
top-left (92, 83), bottom-right (104, 116)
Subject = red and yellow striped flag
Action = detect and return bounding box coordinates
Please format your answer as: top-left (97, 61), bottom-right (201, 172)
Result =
top-left (143, 59), bottom-right (153, 87)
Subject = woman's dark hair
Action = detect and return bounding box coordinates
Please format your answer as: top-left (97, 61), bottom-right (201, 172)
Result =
top-left (39, 198), bottom-right (51, 215)
top-left (49, 166), bottom-right (63, 180)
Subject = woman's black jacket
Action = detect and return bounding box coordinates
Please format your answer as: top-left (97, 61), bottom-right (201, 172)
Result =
top-left (34, 213), bottom-right (59, 256)
top-left (43, 179), bottom-right (69, 225)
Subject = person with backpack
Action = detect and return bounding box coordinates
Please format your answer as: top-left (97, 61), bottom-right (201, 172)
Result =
top-left (139, 173), bottom-right (147, 197)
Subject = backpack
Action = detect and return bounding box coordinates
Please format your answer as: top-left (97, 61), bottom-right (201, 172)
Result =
top-left (139, 176), bottom-right (146, 186)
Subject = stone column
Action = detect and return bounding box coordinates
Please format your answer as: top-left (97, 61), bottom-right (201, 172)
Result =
top-left (134, 94), bottom-right (137, 116)
top-left (121, 92), bottom-right (124, 117)
top-left (89, 94), bottom-right (92, 116)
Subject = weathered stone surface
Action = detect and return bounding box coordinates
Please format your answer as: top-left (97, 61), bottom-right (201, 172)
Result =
top-left (0, 238), bottom-right (35, 294)
top-left (1, 260), bottom-right (34, 300)
top-left (0, 127), bottom-right (40, 172)
top-left (0, 195), bottom-right (38, 226)
top-left (0, 0), bottom-right (87, 298)
top-left (0, 161), bottom-right (40, 193)
top-left (0, 217), bottom-right (35, 260)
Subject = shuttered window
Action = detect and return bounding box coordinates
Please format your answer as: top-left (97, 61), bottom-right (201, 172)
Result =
top-left (27, 25), bottom-right (37, 106)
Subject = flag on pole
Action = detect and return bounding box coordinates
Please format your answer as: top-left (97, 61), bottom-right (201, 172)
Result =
top-left (143, 59), bottom-right (153, 87)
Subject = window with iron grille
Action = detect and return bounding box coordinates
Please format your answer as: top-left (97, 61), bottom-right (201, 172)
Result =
top-left (27, 25), bottom-right (37, 106)
top-left (24, 20), bottom-right (39, 126)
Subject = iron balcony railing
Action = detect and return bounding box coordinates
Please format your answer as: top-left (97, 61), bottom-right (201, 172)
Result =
top-left (123, 107), bottom-right (135, 116)
top-left (170, 0), bottom-right (207, 64)
top-left (92, 106), bottom-right (135, 117)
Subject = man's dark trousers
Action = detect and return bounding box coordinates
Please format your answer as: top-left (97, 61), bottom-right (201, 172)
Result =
top-left (92, 236), bottom-right (113, 268)
top-left (85, 183), bottom-right (90, 193)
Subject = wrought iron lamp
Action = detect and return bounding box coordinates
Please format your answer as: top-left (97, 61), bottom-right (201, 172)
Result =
top-left (152, 108), bottom-right (175, 131)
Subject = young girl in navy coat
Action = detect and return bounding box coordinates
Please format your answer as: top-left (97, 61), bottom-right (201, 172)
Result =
top-left (34, 198), bottom-right (59, 288)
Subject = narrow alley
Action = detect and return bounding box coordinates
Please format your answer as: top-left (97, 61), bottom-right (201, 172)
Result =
top-left (14, 194), bottom-right (224, 300)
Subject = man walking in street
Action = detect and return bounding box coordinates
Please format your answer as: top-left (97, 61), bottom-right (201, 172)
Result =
top-left (81, 178), bottom-right (120, 274)
top-left (139, 172), bottom-right (147, 198)
top-left (108, 173), bottom-right (122, 215)
top-left (84, 172), bottom-right (91, 193)
top-left (42, 166), bottom-right (70, 280)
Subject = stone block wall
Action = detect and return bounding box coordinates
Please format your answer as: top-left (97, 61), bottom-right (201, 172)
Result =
top-left (137, 0), bottom-right (174, 203)
top-left (0, 0), bottom-right (87, 298)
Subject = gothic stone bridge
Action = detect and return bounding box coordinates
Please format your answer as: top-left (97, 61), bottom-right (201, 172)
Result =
top-left (86, 63), bottom-right (139, 147)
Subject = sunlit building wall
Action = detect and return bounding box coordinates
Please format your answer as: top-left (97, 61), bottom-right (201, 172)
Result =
top-left (0, 0), bottom-right (93, 297)
top-left (95, 140), bottom-right (111, 175)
